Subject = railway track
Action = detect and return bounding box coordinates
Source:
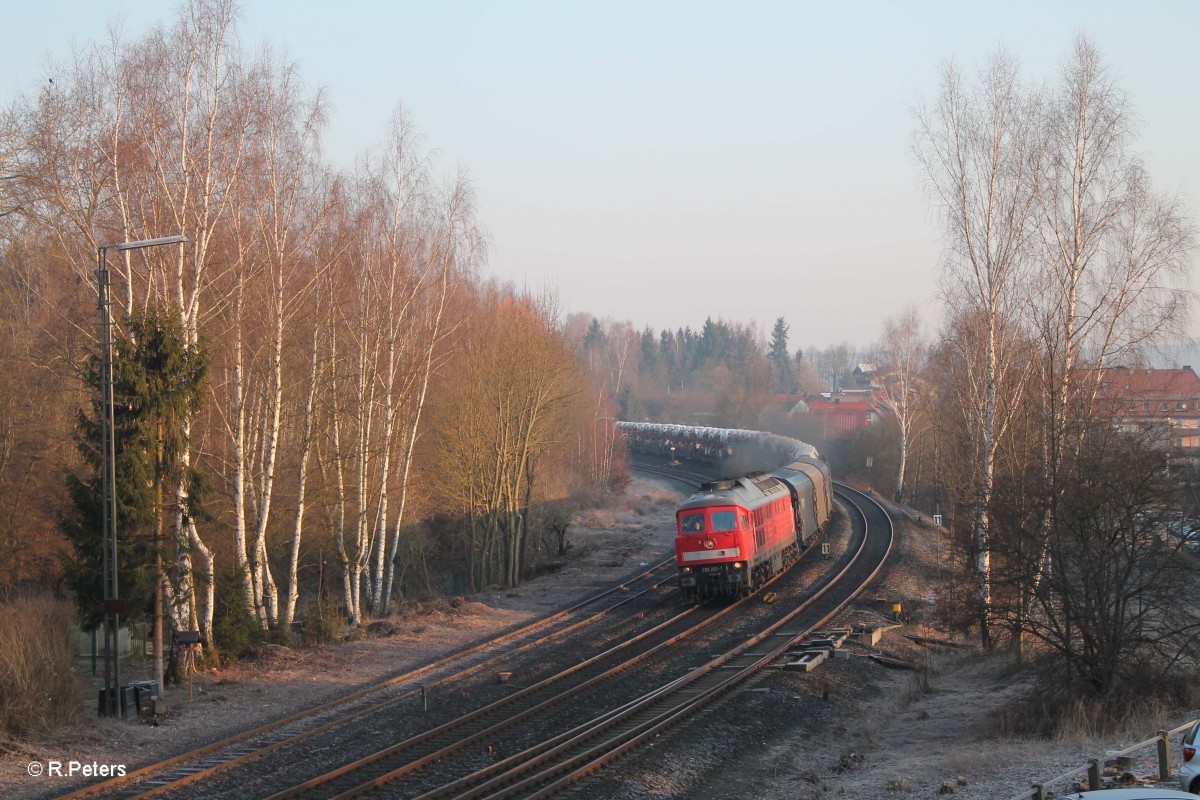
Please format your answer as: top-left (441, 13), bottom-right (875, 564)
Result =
top-left (60, 462), bottom-right (892, 800)
top-left (630, 460), bottom-right (715, 491)
top-left (555, 482), bottom-right (895, 800)
top-left (220, 483), bottom-right (891, 800)
top-left (57, 557), bottom-right (681, 800)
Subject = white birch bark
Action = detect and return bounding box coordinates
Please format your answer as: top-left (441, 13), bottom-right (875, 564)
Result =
top-left (329, 323), bottom-right (355, 623)
top-left (1016, 37), bottom-right (1195, 645)
top-left (876, 306), bottom-right (926, 503)
top-left (915, 51), bottom-right (1042, 646)
top-left (283, 311), bottom-right (322, 626)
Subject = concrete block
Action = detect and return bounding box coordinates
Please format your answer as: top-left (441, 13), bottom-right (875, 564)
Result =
top-left (782, 650), bottom-right (828, 672)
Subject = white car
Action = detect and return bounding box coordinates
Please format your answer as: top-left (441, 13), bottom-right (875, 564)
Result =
top-left (1181, 718), bottom-right (1200, 794)
top-left (1060, 790), bottom-right (1199, 799)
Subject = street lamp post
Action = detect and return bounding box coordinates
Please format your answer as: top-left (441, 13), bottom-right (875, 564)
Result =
top-left (97, 234), bottom-right (186, 718)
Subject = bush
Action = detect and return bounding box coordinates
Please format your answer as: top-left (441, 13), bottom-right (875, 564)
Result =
top-left (210, 570), bottom-right (286, 663)
top-left (0, 595), bottom-right (79, 737)
top-left (999, 663), bottom-right (1200, 738)
top-left (300, 599), bottom-right (341, 647)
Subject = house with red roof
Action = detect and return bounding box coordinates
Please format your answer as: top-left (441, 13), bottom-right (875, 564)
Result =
top-left (1090, 366), bottom-right (1200, 460)
top-left (790, 391), bottom-right (884, 438)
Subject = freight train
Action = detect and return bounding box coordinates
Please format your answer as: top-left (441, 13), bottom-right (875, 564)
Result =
top-left (675, 456), bottom-right (833, 599)
top-left (615, 422), bottom-right (833, 599)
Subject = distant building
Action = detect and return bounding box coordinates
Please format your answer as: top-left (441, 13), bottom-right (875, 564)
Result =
top-left (852, 364), bottom-right (878, 389)
top-left (792, 391), bottom-right (882, 438)
top-left (1090, 366), bottom-right (1200, 464)
top-left (772, 393), bottom-right (807, 415)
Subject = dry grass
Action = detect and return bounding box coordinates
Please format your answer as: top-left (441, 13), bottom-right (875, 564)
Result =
top-left (1052, 696), bottom-right (1174, 744)
top-left (628, 489), bottom-right (677, 515)
top-left (579, 488), bottom-right (678, 528)
top-left (0, 595), bottom-right (79, 737)
top-left (580, 508), bottom-right (617, 528)
top-left (997, 678), bottom-right (1196, 741)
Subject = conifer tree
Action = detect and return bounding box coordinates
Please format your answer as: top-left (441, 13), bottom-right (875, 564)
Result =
top-left (768, 317), bottom-right (796, 392)
top-left (61, 308), bottom-right (206, 630)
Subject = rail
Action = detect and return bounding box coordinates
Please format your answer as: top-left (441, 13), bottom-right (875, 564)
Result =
top-left (258, 485), bottom-right (888, 799)
top-left (1007, 720), bottom-right (1196, 799)
top-left (458, 485), bottom-right (893, 800)
top-left (54, 558), bottom-right (678, 800)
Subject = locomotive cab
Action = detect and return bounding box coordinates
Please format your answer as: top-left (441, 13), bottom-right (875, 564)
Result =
top-left (675, 505), bottom-right (749, 598)
top-left (674, 467), bottom-right (821, 600)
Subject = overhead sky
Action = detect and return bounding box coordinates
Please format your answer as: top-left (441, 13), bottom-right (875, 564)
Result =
top-left (3, 1), bottom-right (1198, 348)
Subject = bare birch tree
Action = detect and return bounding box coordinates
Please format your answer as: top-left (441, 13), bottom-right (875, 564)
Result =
top-left (319, 110), bottom-right (481, 623)
top-left (578, 318), bottom-right (638, 486)
top-left (1012, 34), bottom-right (1196, 644)
top-left (914, 50), bottom-right (1042, 646)
top-left (105, 0), bottom-right (259, 643)
top-left (875, 306), bottom-right (926, 502)
top-left (213, 46), bottom-right (332, 628)
top-left (1034, 34), bottom-right (1194, 480)
top-left (378, 174), bottom-right (481, 613)
top-left (328, 233), bottom-right (382, 624)
top-left (10, 0), bottom-right (253, 643)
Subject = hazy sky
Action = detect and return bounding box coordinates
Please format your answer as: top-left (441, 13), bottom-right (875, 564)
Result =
top-left (3, 1), bottom-right (1198, 348)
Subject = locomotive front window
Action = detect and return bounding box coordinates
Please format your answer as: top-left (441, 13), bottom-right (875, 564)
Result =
top-left (681, 513), bottom-right (705, 533)
top-left (711, 511), bottom-right (737, 532)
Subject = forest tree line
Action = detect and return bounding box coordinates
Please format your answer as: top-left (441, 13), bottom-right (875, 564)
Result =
top-left (0, 0), bottom-right (621, 656)
top-left (1, 0), bottom-right (1197, 718)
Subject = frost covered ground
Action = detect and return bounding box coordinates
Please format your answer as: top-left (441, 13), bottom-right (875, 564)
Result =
top-left (1, 476), bottom-right (1194, 799)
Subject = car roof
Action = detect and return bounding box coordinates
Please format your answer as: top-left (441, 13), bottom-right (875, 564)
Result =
top-left (1061, 790), bottom-right (1200, 799)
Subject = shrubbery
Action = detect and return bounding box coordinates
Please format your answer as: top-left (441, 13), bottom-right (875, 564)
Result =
top-left (0, 596), bottom-right (79, 737)
top-left (999, 667), bottom-right (1200, 738)
top-left (299, 599), bottom-right (342, 648)
top-left (209, 570), bottom-right (288, 664)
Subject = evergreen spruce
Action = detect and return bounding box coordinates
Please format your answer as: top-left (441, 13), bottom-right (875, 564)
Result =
top-left (768, 317), bottom-right (796, 392)
top-left (60, 308), bottom-right (206, 629)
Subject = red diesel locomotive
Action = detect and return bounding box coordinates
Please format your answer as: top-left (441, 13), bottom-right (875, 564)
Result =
top-left (675, 456), bottom-right (833, 599)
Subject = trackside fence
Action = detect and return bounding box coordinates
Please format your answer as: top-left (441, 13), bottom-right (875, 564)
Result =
top-left (1007, 720), bottom-right (1195, 800)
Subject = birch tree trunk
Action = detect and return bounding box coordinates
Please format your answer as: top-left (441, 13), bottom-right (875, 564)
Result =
top-left (1019, 35), bottom-right (1195, 647)
top-left (915, 50), bottom-right (1042, 646)
top-left (283, 309), bottom-right (323, 627)
top-left (876, 306), bottom-right (926, 503)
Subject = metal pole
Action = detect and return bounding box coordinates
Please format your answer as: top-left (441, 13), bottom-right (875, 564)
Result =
top-left (98, 245), bottom-right (120, 717)
top-left (95, 234), bottom-right (186, 719)
top-left (154, 497), bottom-right (164, 699)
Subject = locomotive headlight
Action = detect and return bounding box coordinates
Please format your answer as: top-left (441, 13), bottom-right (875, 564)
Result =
top-left (681, 566), bottom-right (693, 573)
top-left (733, 562), bottom-right (743, 569)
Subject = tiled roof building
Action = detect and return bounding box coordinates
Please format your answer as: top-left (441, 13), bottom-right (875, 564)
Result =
top-left (791, 392), bottom-right (883, 437)
top-left (852, 364), bottom-right (878, 388)
top-left (1091, 366), bottom-right (1200, 453)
